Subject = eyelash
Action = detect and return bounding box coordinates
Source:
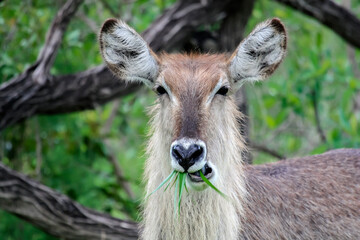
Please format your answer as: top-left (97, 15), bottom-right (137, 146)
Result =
top-left (155, 86), bottom-right (167, 96)
top-left (216, 86), bottom-right (229, 96)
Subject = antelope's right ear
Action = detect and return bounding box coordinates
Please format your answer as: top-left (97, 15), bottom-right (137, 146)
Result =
top-left (99, 19), bottom-right (159, 87)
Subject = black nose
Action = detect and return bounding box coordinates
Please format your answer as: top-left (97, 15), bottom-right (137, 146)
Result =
top-left (171, 144), bottom-right (204, 171)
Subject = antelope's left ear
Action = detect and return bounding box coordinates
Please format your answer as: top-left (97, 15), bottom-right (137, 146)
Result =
top-left (228, 18), bottom-right (287, 89)
top-left (99, 19), bottom-right (159, 87)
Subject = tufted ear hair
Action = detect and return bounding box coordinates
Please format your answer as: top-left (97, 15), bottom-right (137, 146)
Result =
top-left (228, 18), bottom-right (287, 90)
top-left (99, 19), bottom-right (159, 87)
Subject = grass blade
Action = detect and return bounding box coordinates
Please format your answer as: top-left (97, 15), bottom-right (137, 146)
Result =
top-left (174, 176), bottom-right (179, 216)
top-left (164, 171), bottom-right (178, 192)
top-left (199, 171), bottom-right (227, 199)
top-left (178, 173), bottom-right (186, 214)
top-left (146, 170), bottom-right (176, 198)
top-left (184, 181), bottom-right (189, 194)
top-left (169, 172), bottom-right (179, 190)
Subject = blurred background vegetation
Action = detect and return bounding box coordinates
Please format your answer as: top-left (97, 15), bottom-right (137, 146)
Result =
top-left (0, 0), bottom-right (359, 239)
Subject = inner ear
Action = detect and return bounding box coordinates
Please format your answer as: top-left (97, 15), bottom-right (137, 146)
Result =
top-left (228, 18), bottom-right (287, 87)
top-left (99, 19), bottom-right (159, 87)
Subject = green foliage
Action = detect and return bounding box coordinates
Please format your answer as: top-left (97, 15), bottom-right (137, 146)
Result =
top-left (1, 0), bottom-right (360, 238)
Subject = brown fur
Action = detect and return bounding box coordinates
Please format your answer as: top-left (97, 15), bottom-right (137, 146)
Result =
top-left (243, 149), bottom-right (360, 239)
top-left (159, 53), bottom-right (228, 140)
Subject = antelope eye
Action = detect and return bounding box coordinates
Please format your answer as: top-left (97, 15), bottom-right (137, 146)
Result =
top-left (155, 86), bottom-right (167, 96)
top-left (216, 86), bottom-right (229, 96)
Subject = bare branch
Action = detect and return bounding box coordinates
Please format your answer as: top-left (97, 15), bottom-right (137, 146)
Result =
top-left (249, 141), bottom-right (286, 160)
top-left (0, 162), bottom-right (139, 240)
top-left (0, 65), bottom-right (141, 130)
top-left (275, 0), bottom-right (360, 49)
top-left (99, 0), bottom-right (120, 18)
top-left (32, 0), bottom-right (84, 85)
top-left (77, 9), bottom-right (99, 33)
top-left (310, 89), bottom-right (327, 144)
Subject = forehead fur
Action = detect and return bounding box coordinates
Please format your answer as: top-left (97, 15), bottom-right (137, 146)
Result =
top-left (159, 53), bottom-right (228, 98)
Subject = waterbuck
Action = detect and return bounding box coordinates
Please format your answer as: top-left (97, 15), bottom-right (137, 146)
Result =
top-left (99, 18), bottom-right (360, 240)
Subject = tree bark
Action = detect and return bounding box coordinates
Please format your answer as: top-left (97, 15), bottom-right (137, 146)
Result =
top-left (0, 162), bottom-right (139, 240)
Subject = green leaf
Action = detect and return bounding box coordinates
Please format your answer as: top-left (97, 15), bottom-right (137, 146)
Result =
top-left (199, 171), bottom-right (227, 199)
top-left (146, 170), bottom-right (176, 199)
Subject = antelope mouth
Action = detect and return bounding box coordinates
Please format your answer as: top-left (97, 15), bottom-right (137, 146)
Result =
top-left (188, 163), bottom-right (213, 182)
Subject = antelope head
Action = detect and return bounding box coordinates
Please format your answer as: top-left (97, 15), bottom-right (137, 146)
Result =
top-left (99, 18), bottom-right (287, 192)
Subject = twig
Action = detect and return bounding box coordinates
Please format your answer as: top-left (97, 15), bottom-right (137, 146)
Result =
top-left (311, 89), bottom-right (327, 143)
top-left (102, 99), bottom-right (121, 135)
top-left (99, 0), bottom-right (120, 18)
top-left (76, 9), bottom-right (99, 33)
top-left (249, 141), bottom-right (286, 160)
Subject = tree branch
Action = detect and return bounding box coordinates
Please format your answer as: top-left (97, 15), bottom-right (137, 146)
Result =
top-left (33, 0), bottom-right (84, 85)
top-left (0, 162), bottom-right (139, 240)
top-left (0, 65), bottom-right (142, 129)
top-left (275, 0), bottom-right (360, 49)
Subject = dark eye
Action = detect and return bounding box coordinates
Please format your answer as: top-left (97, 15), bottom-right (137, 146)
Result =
top-left (155, 86), bottom-right (167, 96)
top-left (216, 86), bottom-right (229, 96)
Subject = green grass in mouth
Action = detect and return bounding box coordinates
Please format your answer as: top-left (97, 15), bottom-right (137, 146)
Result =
top-left (146, 169), bottom-right (227, 215)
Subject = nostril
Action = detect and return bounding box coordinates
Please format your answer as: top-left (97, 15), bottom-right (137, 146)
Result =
top-left (189, 145), bottom-right (203, 160)
top-left (172, 145), bottom-right (185, 161)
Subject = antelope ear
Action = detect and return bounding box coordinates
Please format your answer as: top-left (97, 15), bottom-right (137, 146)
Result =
top-left (228, 18), bottom-right (287, 89)
top-left (99, 19), bottom-right (159, 87)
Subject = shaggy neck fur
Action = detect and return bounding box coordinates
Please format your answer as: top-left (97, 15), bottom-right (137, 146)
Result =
top-left (141, 99), bottom-right (247, 240)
